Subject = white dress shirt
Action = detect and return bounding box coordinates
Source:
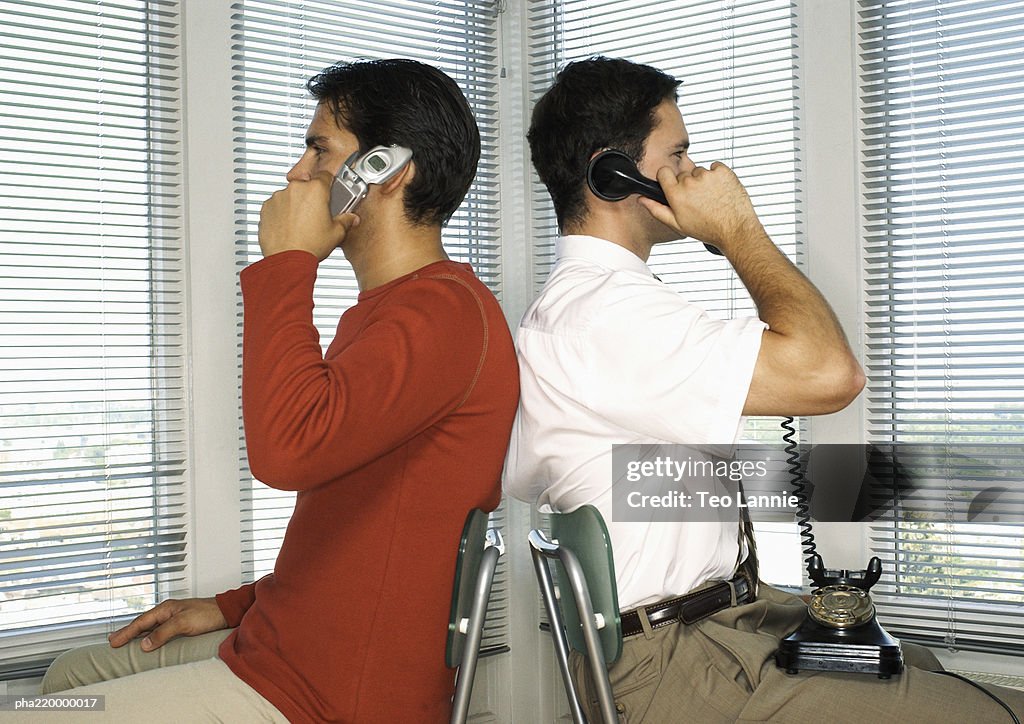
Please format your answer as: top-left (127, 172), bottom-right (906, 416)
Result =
top-left (503, 235), bottom-right (766, 609)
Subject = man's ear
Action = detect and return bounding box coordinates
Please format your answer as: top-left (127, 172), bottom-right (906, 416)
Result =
top-left (584, 146), bottom-right (612, 191)
top-left (377, 160), bottom-right (415, 196)
top-left (583, 150), bottom-right (602, 203)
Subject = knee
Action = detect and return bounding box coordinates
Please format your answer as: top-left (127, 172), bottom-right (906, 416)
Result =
top-left (41, 645), bottom-right (106, 694)
top-left (903, 642), bottom-right (943, 672)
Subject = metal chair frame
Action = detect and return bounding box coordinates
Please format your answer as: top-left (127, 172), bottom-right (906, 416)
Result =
top-left (529, 507), bottom-right (620, 724)
top-left (447, 510), bottom-right (504, 724)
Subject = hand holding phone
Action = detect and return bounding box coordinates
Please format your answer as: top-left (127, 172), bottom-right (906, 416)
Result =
top-left (641, 163), bottom-right (763, 254)
top-left (258, 145), bottom-right (412, 261)
top-left (330, 145), bottom-right (414, 216)
top-left (587, 149), bottom-right (722, 255)
top-left (258, 171), bottom-right (360, 261)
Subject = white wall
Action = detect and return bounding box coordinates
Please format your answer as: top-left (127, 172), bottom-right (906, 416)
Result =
top-left (180, 0), bottom-right (245, 600)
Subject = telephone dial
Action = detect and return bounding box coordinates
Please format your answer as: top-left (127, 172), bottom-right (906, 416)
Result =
top-left (586, 149), bottom-right (723, 256)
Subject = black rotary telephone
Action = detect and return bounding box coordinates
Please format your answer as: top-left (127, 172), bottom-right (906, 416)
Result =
top-left (773, 418), bottom-right (904, 678)
top-left (775, 553), bottom-right (903, 678)
top-left (586, 149), bottom-right (723, 256)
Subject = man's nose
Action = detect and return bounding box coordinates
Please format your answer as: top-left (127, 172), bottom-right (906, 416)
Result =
top-left (287, 155), bottom-right (313, 182)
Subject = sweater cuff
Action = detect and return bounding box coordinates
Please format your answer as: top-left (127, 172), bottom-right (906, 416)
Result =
top-left (239, 248), bottom-right (318, 283)
top-left (215, 581), bottom-right (258, 627)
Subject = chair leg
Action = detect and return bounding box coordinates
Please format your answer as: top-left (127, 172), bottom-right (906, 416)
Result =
top-left (530, 540), bottom-right (588, 724)
top-left (450, 544), bottom-right (500, 724)
top-left (558, 548), bottom-right (618, 724)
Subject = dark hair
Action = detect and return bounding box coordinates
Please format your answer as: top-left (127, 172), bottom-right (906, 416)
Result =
top-left (528, 56), bottom-right (681, 231)
top-left (307, 59), bottom-right (480, 227)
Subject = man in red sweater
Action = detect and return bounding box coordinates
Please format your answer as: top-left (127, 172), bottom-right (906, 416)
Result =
top-left (34, 59), bottom-right (519, 723)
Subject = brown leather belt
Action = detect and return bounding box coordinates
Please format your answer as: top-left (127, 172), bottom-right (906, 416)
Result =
top-left (620, 575), bottom-right (752, 638)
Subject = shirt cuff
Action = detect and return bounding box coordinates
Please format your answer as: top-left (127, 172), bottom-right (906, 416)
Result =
top-left (215, 581), bottom-right (258, 627)
top-left (239, 248), bottom-right (318, 284)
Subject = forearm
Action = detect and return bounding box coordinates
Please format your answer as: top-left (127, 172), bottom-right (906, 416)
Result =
top-left (727, 222), bottom-right (847, 349)
top-left (726, 223), bottom-right (864, 413)
top-left (240, 251), bottom-right (332, 488)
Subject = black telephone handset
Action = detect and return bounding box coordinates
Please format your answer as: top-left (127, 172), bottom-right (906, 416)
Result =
top-left (774, 417), bottom-right (904, 678)
top-left (586, 150), bottom-right (723, 256)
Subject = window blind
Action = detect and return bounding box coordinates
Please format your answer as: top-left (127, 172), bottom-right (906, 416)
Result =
top-left (860, 0), bottom-right (1024, 654)
top-left (230, 0), bottom-right (508, 651)
top-left (527, 0), bottom-right (803, 587)
top-left (0, 0), bottom-right (186, 675)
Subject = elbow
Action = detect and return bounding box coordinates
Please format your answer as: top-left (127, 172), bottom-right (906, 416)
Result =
top-left (754, 335), bottom-right (866, 417)
top-left (245, 442), bottom-right (325, 492)
top-left (848, 361), bottom-right (867, 401)
top-left (242, 400), bottom-right (338, 491)
top-left (243, 420), bottom-right (292, 489)
top-left (246, 452), bottom-right (295, 492)
top-left (817, 354), bottom-right (865, 413)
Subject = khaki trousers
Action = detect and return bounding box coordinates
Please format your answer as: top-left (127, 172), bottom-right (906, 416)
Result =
top-left (571, 584), bottom-right (1024, 723)
top-left (8, 630), bottom-right (287, 723)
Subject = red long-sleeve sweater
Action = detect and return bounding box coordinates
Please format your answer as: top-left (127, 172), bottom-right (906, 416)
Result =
top-left (216, 251), bottom-right (518, 723)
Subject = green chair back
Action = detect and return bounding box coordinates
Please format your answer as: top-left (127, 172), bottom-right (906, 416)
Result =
top-left (446, 508), bottom-right (489, 668)
top-left (551, 505), bottom-right (622, 664)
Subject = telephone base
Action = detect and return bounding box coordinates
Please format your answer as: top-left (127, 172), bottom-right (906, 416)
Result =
top-left (775, 616), bottom-right (904, 679)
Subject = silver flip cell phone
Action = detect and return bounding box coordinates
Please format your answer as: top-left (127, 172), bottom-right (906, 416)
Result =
top-left (330, 144), bottom-right (414, 216)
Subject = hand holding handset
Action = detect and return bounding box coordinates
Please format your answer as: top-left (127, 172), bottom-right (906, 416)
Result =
top-left (330, 144), bottom-right (413, 216)
top-left (586, 149), bottom-right (723, 256)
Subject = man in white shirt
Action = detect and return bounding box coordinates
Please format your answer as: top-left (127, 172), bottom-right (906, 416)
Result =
top-left (504, 56), bottom-right (1024, 722)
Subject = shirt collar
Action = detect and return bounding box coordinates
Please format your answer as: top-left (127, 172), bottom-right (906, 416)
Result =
top-left (556, 235), bottom-right (654, 278)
